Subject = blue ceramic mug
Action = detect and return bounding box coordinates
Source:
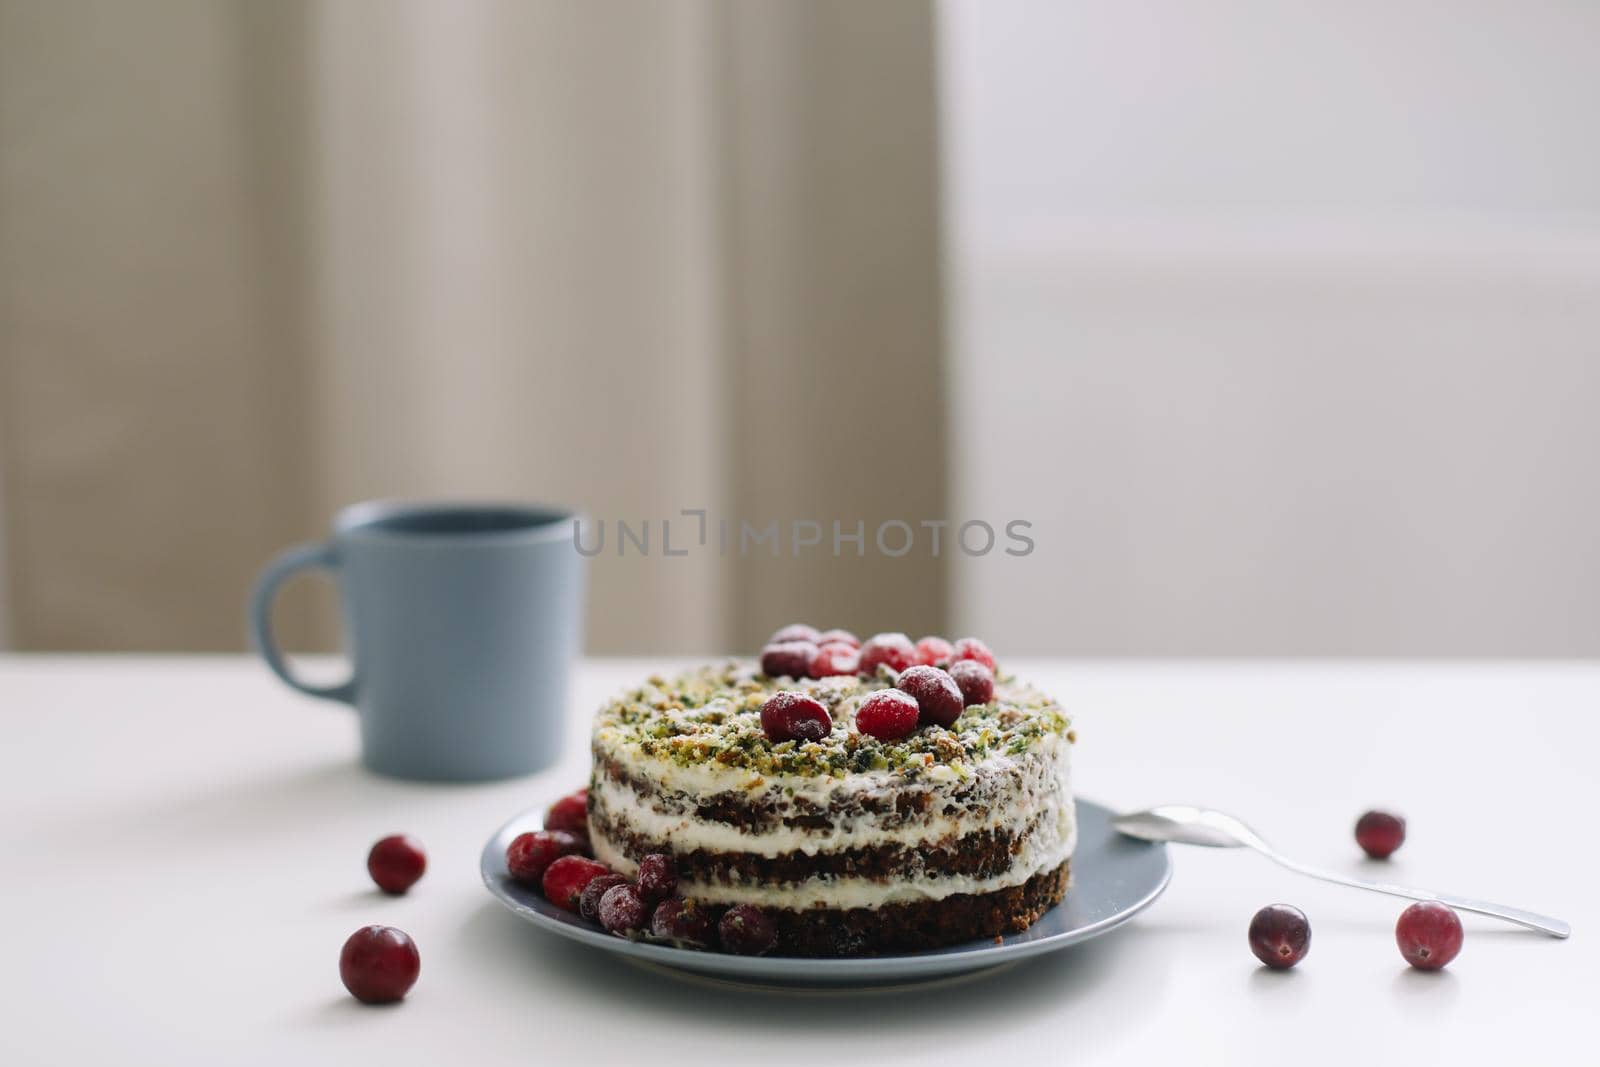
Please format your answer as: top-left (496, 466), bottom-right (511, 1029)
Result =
top-left (250, 501), bottom-right (586, 781)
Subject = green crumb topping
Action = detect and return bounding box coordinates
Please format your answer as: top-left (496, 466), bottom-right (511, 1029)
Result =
top-left (593, 661), bottom-right (1073, 779)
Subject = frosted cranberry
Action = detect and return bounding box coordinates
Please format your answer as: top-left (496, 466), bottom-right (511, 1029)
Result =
top-left (1248, 904), bottom-right (1311, 969)
top-left (636, 853), bottom-right (679, 904)
top-left (759, 692), bottom-right (832, 743)
top-left (816, 629), bottom-right (860, 648)
top-left (949, 660), bottom-right (995, 706)
top-left (760, 641), bottom-right (819, 680)
top-left (897, 665), bottom-right (964, 727)
top-left (1396, 902), bottom-right (1463, 971)
top-left (651, 897), bottom-right (714, 948)
top-left (506, 830), bottom-right (584, 886)
top-left (769, 623), bottom-right (821, 645)
top-left (949, 637), bottom-right (996, 672)
top-left (1356, 810), bottom-right (1407, 859)
top-left (542, 855), bottom-right (612, 912)
top-left (579, 873), bottom-right (629, 921)
top-left (544, 790), bottom-right (590, 838)
top-left (367, 834), bottom-right (426, 895)
top-left (810, 641), bottom-right (860, 677)
top-left (915, 636), bottom-right (953, 667)
top-left (339, 925), bottom-right (420, 1004)
top-left (858, 633), bottom-right (918, 676)
top-left (598, 884), bottom-right (648, 935)
top-left (855, 690), bottom-right (920, 741)
top-left (718, 904), bottom-right (778, 956)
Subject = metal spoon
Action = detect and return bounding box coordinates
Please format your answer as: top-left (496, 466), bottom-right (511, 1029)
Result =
top-left (1113, 805), bottom-right (1570, 938)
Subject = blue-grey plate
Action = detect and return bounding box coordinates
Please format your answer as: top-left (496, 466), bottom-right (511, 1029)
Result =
top-left (480, 797), bottom-right (1170, 988)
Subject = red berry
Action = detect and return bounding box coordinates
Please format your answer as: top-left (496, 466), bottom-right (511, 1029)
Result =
top-left (855, 689), bottom-right (921, 741)
top-left (858, 633), bottom-right (918, 675)
top-left (1356, 810), bottom-right (1406, 859)
top-left (949, 637), bottom-right (996, 672)
top-left (949, 660), bottom-right (995, 706)
top-left (541, 855), bottom-right (612, 911)
top-left (506, 829), bottom-right (584, 886)
top-left (759, 692), bottom-right (833, 743)
top-left (760, 641), bottom-right (819, 679)
top-left (579, 873), bottom-right (629, 921)
top-left (1247, 904), bottom-right (1311, 969)
top-left (897, 665), bottom-right (964, 727)
top-left (339, 925), bottom-right (420, 1004)
top-left (1396, 902), bottom-right (1463, 971)
top-left (718, 904), bottom-right (777, 956)
top-left (650, 897), bottom-right (713, 948)
top-left (636, 853), bottom-right (679, 904)
top-left (598, 883), bottom-right (648, 935)
top-left (816, 629), bottom-right (860, 648)
top-left (769, 623), bottom-right (820, 645)
top-left (810, 641), bottom-right (860, 677)
top-left (544, 790), bottom-right (590, 838)
top-left (914, 636), bottom-right (953, 666)
top-left (367, 834), bottom-right (426, 895)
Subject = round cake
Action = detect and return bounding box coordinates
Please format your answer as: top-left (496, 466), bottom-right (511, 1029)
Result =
top-left (587, 646), bottom-right (1076, 957)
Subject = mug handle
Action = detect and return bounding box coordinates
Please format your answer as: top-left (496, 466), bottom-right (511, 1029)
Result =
top-left (249, 542), bottom-right (358, 704)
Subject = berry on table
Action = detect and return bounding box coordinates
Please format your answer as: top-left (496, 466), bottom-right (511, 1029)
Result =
top-left (858, 633), bottom-right (918, 675)
top-left (598, 883), bottom-right (649, 936)
top-left (855, 690), bottom-right (921, 741)
top-left (1395, 902), bottom-right (1463, 971)
top-left (718, 904), bottom-right (778, 956)
top-left (914, 636), bottom-right (953, 667)
top-left (810, 641), bottom-right (860, 677)
top-left (1247, 904), bottom-right (1311, 969)
top-left (544, 790), bottom-right (590, 839)
top-left (541, 855), bottom-right (612, 912)
top-left (650, 897), bottom-right (713, 948)
top-left (760, 641), bottom-right (819, 680)
top-left (759, 692), bottom-right (833, 743)
top-left (949, 660), bottom-right (995, 706)
top-left (949, 637), bottom-right (996, 672)
top-left (506, 830), bottom-right (585, 886)
top-left (635, 853), bottom-right (679, 904)
top-left (339, 925), bottom-right (420, 1004)
top-left (769, 623), bottom-right (821, 645)
top-left (816, 629), bottom-right (860, 649)
top-left (897, 665), bottom-right (964, 727)
top-left (1355, 810), bottom-right (1407, 859)
top-left (367, 834), bottom-right (427, 895)
top-left (579, 873), bottom-right (629, 921)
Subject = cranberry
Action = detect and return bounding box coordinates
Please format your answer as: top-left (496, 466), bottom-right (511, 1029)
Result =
top-left (651, 897), bottom-right (714, 948)
top-left (339, 925), bottom-right (420, 1004)
top-left (506, 829), bottom-right (585, 886)
top-left (915, 636), bottom-right (953, 667)
top-left (858, 632), bottom-right (918, 675)
top-left (810, 641), bottom-right (860, 677)
top-left (759, 692), bottom-right (832, 743)
top-left (718, 904), bottom-right (778, 956)
top-left (855, 690), bottom-right (921, 741)
top-left (544, 790), bottom-right (590, 838)
top-left (1247, 904), bottom-right (1311, 970)
top-left (1356, 810), bottom-right (1407, 859)
top-left (897, 665), bottom-right (964, 727)
top-left (541, 855), bottom-right (612, 912)
top-left (816, 629), bottom-right (860, 648)
top-left (769, 623), bottom-right (821, 645)
top-left (579, 873), bottom-right (629, 921)
top-left (949, 660), bottom-right (995, 706)
top-left (366, 834), bottom-right (427, 895)
top-left (635, 853), bottom-right (679, 904)
top-left (598, 883), bottom-right (649, 936)
top-left (1396, 901), bottom-right (1463, 970)
top-left (949, 637), bottom-right (996, 672)
top-left (760, 641), bottom-right (819, 680)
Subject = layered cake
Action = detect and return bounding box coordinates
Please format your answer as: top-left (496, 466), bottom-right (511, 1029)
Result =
top-left (586, 628), bottom-right (1076, 957)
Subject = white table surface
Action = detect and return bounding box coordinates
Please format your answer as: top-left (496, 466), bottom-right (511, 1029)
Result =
top-left (2, 656), bottom-right (1595, 1066)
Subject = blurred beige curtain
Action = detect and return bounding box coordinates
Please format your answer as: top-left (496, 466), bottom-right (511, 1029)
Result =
top-left (0, 0), bottom-right (946, 652)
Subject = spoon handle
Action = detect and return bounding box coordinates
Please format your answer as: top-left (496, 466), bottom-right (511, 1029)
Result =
top-left (1258, 848), bottom-right (1571, 938)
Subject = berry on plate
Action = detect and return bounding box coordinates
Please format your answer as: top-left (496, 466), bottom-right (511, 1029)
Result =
top-left (367, 834), bottom-right (426, 895)
top-left (506, 830), bottom-right (585, 886)
top-left (635, 854), bottom-right (679, 904)
top-left (579, 873), bottom-right (630, 921)
top-left (544, 790), bottom-right (590, 838)
top-left (650, 897), bottom-right (713, 948)
top-left (542, 855), bottom-right (612, 911)
top-left (339, 925), bottom-right (420, 1004)
top-left (598, 883), bottom-right (649, 935)
top-left (718, 904), bottom-right (778, 956)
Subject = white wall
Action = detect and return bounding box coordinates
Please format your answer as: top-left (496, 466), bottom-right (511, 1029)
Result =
top-left (940, 0), bottom-right (1600, 655)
